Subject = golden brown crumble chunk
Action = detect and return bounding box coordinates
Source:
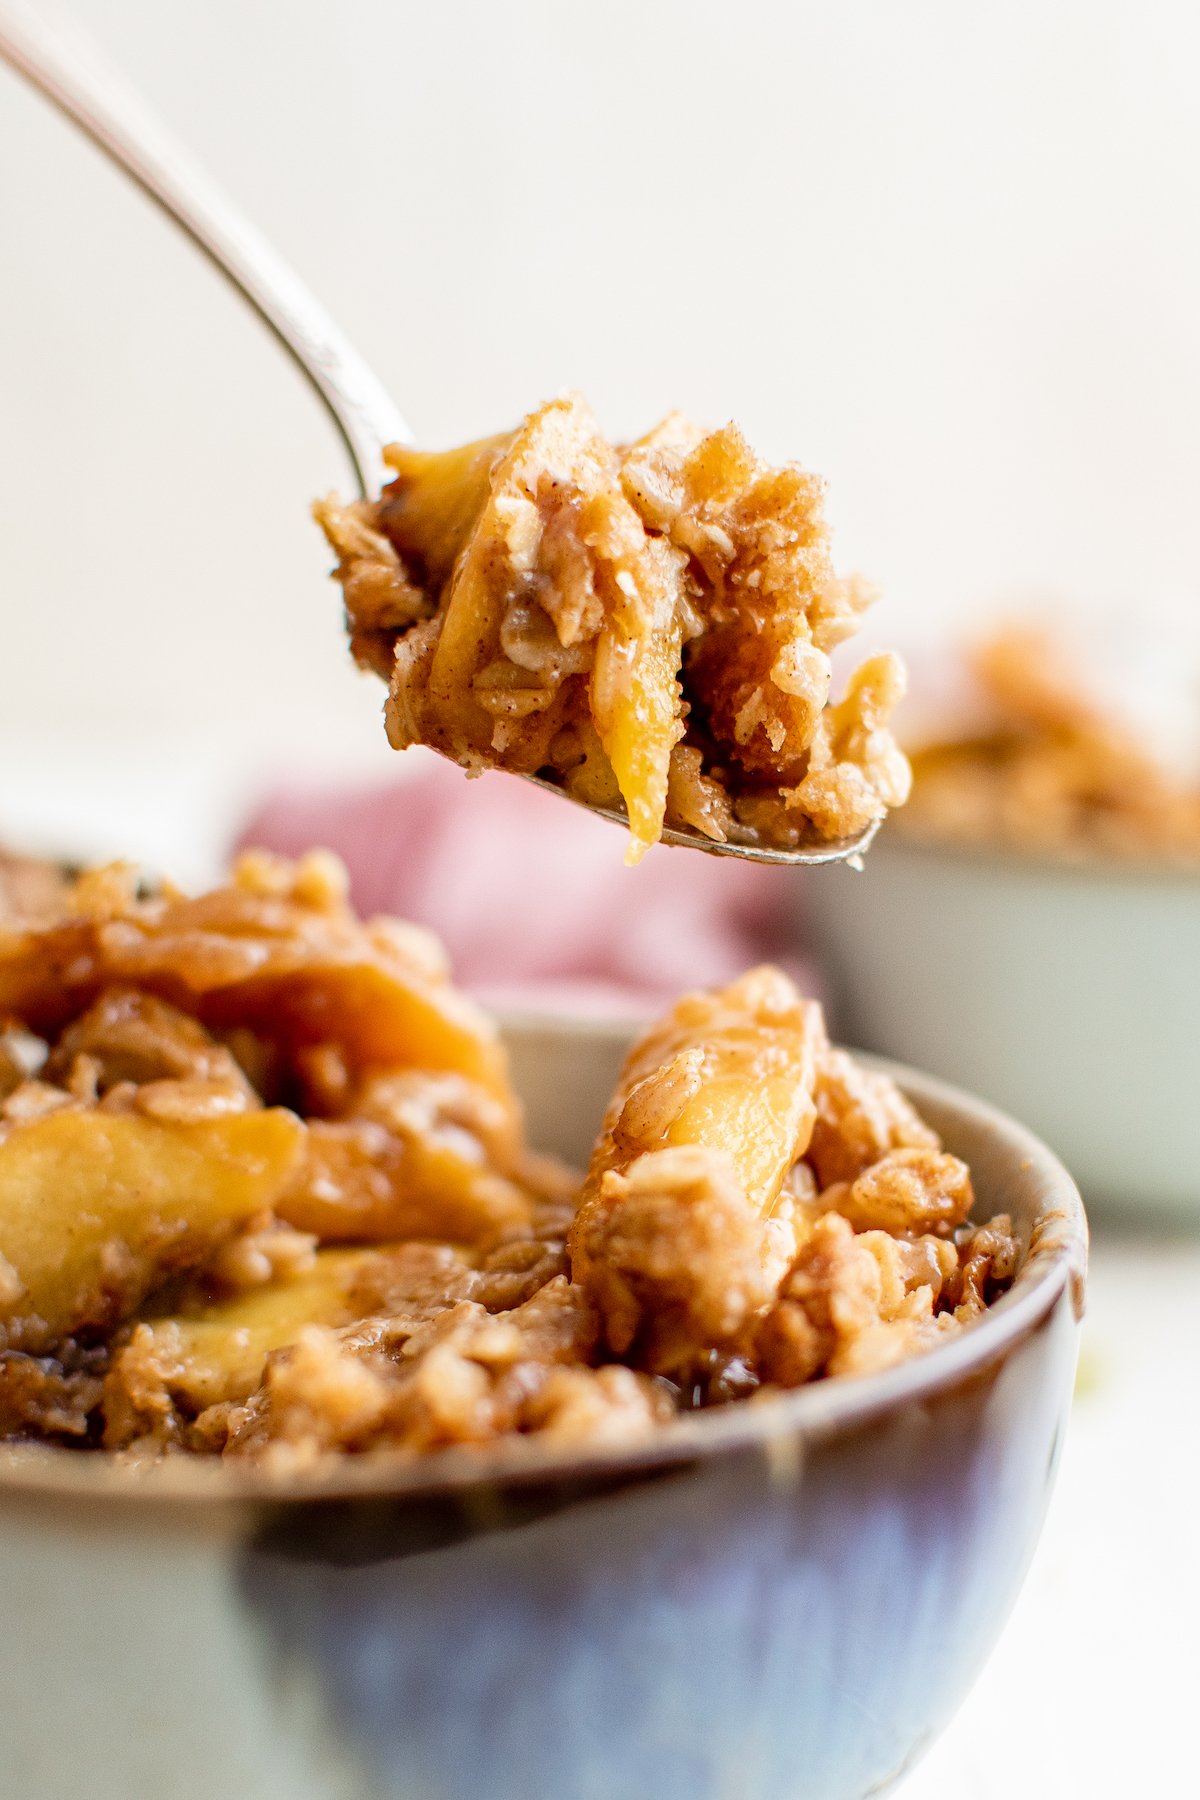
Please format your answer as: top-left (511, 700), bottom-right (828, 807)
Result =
top-left (566, 968), bottom-right (1000, 1398)
top-left (568, 967), bottom-right (823, 1375)
top-left (316, 395), bottom-right (910, 861)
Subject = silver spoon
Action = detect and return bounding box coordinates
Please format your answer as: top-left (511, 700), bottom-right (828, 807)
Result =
top-left (0, 0), bottom-right (879, 869)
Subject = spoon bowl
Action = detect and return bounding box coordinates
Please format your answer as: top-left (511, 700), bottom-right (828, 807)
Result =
top-left (525, 771), bottom-right (882, 864)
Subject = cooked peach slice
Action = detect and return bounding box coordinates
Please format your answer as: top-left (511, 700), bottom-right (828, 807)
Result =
top-left (581, 965), bottom-right (823, 1216)
top-left (132, 1247), bottom-right (377, 1412)
top-left (103, 1241), bottom-right (479, 1445)
top-left (588, 530), bottom-right (689, 863)
top-left (569, 967), bottom-right (824, 1372)
top-left (0, 1107), bottom-right (305, 1352)
top-left (380, 431), bottom-right (512, 594)
top-left (366, 394), bottom-right (694, 861)
top-left (139, 1243), bottom-right (475, 1411)
top-left (277, 1072), bottom-right (532, 1244)
top-left (0, 852), bottom-right (515, 1106)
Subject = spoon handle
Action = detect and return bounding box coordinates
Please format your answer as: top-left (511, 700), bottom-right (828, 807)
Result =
top-left (0, 0), bottom-right (409, 492)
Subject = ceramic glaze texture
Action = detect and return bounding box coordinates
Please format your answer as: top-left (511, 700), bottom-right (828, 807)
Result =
top-left (800, 838), bottom-right (1200, 1221)
top-left (237, 1311), bottom-right (1072, 1800)
top-left (0, 1019), bottom-right (1085, 1800)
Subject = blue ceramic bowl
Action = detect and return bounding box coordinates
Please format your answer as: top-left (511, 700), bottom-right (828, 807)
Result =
top-left (0, 1017), bottom-right (1086, 1800)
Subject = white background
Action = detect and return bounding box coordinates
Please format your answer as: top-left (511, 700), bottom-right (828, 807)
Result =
top-left (2, 5), bottom-right (1199, 1794)
top-left (3, 0), bottom-right (1200, 786)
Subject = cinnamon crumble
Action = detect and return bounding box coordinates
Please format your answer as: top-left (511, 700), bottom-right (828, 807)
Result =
top-left (316, 395), bottom-right (911, 862)
top-left (0, 853), bottom-right (1015, 1467)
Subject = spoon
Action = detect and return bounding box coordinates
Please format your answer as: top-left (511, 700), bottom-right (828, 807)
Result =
top-left (0, 0), bottom-right (879, 868)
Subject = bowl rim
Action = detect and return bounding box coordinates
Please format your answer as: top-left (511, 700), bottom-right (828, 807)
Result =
top-left (0, 1024), bottom-right (1087, 1512)
top-left (882, 826), bottom-right (1200, 886)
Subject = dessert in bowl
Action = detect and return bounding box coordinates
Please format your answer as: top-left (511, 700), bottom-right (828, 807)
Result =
top-left (0, 850), bottom-right (1084, 1800)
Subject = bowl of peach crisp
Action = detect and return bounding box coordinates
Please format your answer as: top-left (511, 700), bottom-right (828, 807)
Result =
top-left (802, 620), bottom-right (1200, 1221)
top-left (0, 847), bottom-right (1084, 1800)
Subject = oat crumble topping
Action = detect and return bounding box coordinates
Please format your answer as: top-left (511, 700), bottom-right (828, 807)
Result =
top-left (0, 853), bottom-right (1014, 1466)
top-left (316, 395), bottom-right (911, 863)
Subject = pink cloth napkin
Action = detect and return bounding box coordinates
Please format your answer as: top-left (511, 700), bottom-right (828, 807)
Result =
top-left (237, 752), bottom-right (818, 1017)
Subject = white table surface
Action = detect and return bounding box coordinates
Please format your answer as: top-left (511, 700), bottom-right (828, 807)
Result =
top-left (902, 1229), bottom-right (1200, 1798)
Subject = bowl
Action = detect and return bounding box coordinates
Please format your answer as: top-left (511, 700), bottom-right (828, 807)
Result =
top-left (0, 1015), bottom-right (1085, 1800)
top-left (799, 834), bottom-right (1200, 1221)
